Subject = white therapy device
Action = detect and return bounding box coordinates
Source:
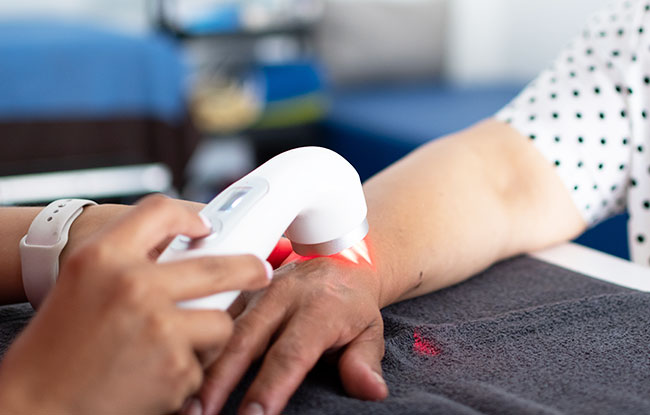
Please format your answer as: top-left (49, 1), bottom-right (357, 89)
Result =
top-left (157, 146), bottom-right (369, 310)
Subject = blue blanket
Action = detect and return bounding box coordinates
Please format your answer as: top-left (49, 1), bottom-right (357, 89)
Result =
top-left (0, 20), bottom-right (187, 122)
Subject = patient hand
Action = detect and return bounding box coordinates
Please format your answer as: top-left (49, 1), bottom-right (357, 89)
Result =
top-left (0, 195), bottom-right (270, 415)
top-left (199, 248), bottom-right (389, 415)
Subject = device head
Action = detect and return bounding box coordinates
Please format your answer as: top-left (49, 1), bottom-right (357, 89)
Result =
top-left (290, 218), bottom-right (369, 257)
top-left (266, 147), bottom-right (368, 258)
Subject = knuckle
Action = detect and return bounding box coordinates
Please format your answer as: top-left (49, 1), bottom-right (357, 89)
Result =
top-left (80, 242), bottom-right (107, 261)
top-left (139, 193), bottom-right (170, 209)
top-left (198, 256), bottom-right (226, 275)
top-left (263, 277), bottom-right (295, 302)
top-left (165, 350), bottom-right (193, 379)
top-left (146, 312), bottom-right (175, 340)
top-left (224, 325), bottom-right (251, 355)
top-left (140, 194), bottom-right (179, 219)
top-left (295, 297), bottom-right (340, 330)
top-left (113, 270), bottom-right (148, 305)
top-left (268, 339), bottom-right (313, 370)
top-left (304, 294), bottom-right (332, 312)
top-left (224, 312), bottom-right (262, 355)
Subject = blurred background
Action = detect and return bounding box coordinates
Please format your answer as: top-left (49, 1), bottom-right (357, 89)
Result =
top-left (1, 0), bottom-right (625, 257)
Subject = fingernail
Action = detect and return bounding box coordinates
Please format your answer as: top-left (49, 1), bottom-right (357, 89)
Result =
top-left (263, 260), bottom-right (274, 280)
top-left (198, 212), bottom-right (213, 231)
top-left (372, 371), bottom-right (386, 386)
top-left (241, 402), bottom-right (264, 415)
top-left (181, 397), bottom-right (203, 415)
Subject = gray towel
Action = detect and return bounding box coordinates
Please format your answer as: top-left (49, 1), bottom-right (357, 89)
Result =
top-left (0, 302), bottom-right (32, 358)
top-left (1, 256), bottom-right (648, 414)
top-left (222, 256), bottom-right (650, 415)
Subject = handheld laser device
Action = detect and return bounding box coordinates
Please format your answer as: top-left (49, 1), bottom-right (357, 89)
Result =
top-left (157, 146), bottom-right (369, 310)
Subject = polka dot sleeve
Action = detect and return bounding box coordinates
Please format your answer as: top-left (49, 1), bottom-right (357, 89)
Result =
top-left (496, 0), bottom-right (649, 229)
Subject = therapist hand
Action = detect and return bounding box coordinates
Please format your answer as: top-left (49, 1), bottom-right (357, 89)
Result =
top-left (199, 249), bottom-right (389, 415)
top-left (0, 195), bottom-right (270, 415)
top-left (60, 199), bottom-right (205, 264)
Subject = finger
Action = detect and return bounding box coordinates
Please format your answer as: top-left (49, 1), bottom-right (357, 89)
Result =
top-left (153, 255), bottom-right (271, 301)
top-left (238, 314), bottom-right (339, 415)
top-left (177, 309), bottom-right (234, 352)
top-left (150, 201), bottom-right (206, 260)
top-left (266, 237), bottom-right (293, 269)
top-left (197, 348), bottom-right (221, 369)
top-left (227, 293), bottom-right (248, 319)
top-left (182, 358), bottom-right (205, 404)
top-left (338, 322), bottom-right (388, 401)
top-left (199, 296), bottom-right (290, 415)
top-left (148, 235), bottom-right (175, 260)
top-left (102, 194), bottom-right (211, 257)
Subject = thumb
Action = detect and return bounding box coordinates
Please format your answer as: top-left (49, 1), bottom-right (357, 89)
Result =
top-left (338, 321), bottom-right (388, 401)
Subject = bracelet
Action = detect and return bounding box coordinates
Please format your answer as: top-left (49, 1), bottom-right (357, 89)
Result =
top-left (19, 199), bottom-right (97, 309)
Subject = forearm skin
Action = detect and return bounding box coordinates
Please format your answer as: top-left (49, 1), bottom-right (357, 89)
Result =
top-left (364, 119), bottom-right (587, 308)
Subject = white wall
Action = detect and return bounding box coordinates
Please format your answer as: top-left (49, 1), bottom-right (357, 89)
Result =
top-left (320, 0), bottom-right (613, 85)
top-left (0, 0), bottom-right (615, 84)
top-left (445, 0), bottom-right (611, 85)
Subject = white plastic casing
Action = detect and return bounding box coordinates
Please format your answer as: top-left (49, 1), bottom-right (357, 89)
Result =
top-left (157, 146), bottom-right (368, 310)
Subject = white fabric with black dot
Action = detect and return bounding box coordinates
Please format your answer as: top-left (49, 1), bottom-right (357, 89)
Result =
top-left (496, 0), bottom-right (650, 265)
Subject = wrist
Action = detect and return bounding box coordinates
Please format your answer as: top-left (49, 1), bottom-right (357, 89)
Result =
top-left (362, 232), bottom-right (407, 309)
top-left (365, 232), bottom-right (436, 309)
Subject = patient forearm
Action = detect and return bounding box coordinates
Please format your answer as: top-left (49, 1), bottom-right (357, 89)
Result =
top-left (365, 119), bottom-right (586, 307)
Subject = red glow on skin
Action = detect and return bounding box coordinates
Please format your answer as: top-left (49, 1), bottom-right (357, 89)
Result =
top-left (267, 237), bottom-right (294, 268)
top-left (283, 237), bottom-right (374, 268)
top-left (338, 239), bottom-right (372, 265)
top-left (413, 329), bottom-right (441, 356)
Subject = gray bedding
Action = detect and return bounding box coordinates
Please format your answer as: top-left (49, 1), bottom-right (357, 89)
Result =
top-left (223, 256), bottom-right (650, 414)
top-left (1, 256), bottom-right (649, 414)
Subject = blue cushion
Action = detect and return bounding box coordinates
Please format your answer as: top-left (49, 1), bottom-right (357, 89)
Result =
top-left (0, 20), bottom-right (187, 122)
top-left (325, 83), bottom-right (523, 180)
top-left (328, 83), bottom-right (523, 146)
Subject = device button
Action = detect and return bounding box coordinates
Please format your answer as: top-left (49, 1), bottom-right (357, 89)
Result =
top-left (190, 218), bottom-right (223, 246)
top-left (171, 218), bottom-right (222, 251)
top-left (170, 235), bottom-right (191, 250)
top-left (203, 218), bottom-right (223, 241)
top-left (211, 217), bottom-right (223, 233)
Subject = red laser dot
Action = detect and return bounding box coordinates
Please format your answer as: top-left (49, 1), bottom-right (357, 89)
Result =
top-left (413, 329), bottom-right (441, 356)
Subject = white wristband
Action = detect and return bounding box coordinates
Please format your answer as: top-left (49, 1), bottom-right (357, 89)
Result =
top-left (20, 199), bottom-right (97, 309)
